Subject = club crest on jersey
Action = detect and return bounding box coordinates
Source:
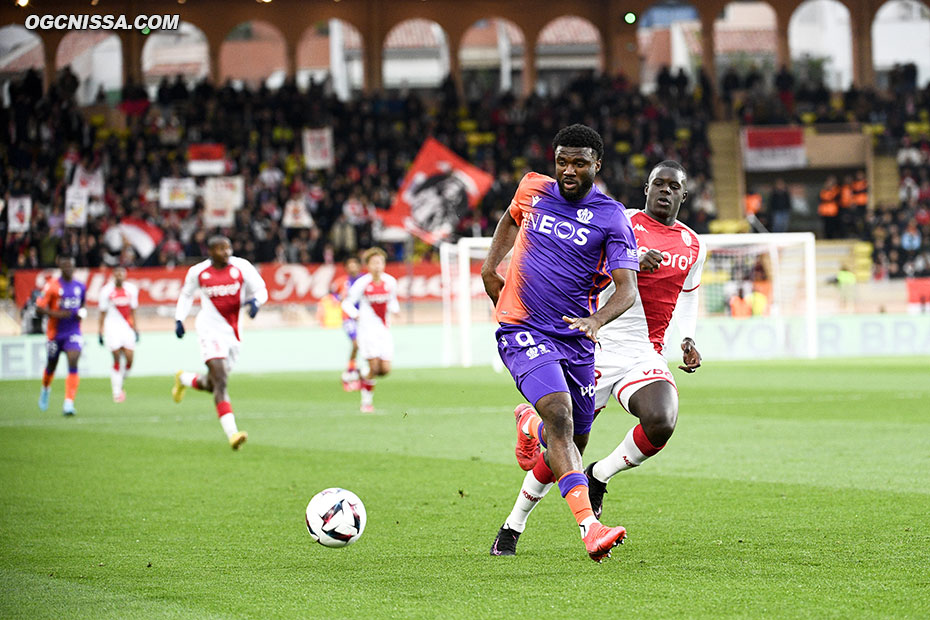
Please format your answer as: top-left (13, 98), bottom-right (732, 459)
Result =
top-left (681, 230), bottom-right (692, 246)
top-left (576, 208), bottom-right (593, 224)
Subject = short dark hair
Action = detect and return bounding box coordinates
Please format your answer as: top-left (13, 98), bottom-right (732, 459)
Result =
top-left (552, 124), bottom-right (604, 161)
top-left (651, 160), bottom-right (688, 178)
top-left (207, 235), bottom-right (231, 248)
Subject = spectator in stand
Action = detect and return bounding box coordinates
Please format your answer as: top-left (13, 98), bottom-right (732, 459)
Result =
top-left (819, 176), bottom-right (841, 239)
top-left (897, 136), bottom-right (924, 168)
top-left (768, 178), bottom-right (792, 233)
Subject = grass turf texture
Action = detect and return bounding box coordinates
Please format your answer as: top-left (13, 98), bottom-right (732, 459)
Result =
top-left (1, 358), bottom-right (929, 619)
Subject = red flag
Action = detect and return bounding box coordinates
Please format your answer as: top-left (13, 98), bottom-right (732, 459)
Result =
top-left (386, 138), bottom-right (493, 244)
top-left (187, 143), bottom-right (226, 176)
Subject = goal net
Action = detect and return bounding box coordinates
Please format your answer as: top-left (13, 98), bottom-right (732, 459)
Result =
top-left (441, 232), bottom-right (817, 366)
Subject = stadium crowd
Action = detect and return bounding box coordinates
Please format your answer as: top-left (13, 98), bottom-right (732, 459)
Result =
top-left (2, 61), bottom-right (929, 281)
top-left (726, 61), bottom-right (930, 279)
top-left (1, 67), bottom-right (714, 275)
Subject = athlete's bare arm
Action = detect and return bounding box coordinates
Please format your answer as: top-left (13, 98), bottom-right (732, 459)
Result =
top-left (563, 267), bottom-right (637, 342)
top-left (481, 211), bottom-right (520, 306)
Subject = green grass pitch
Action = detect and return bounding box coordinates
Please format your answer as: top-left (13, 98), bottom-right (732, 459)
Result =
top-left (1, 358), bottom-right (929, 618)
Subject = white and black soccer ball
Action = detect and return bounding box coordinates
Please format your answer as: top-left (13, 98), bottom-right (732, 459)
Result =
top-left (305, 488), bottom-right (366, 548)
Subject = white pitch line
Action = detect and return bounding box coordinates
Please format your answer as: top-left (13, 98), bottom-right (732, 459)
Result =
top-left (0, 406), bottom-right (511, 428)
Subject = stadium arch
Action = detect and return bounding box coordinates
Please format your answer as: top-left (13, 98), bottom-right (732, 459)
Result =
top-left (789, 0), bottom-right (854, 90)
top-left (534, 15), bottom-right (603, 96)
top-left (0, 0), bottom-right (915, 99)
top-left (382, 18), bottom-right (451, 91)
top-left (637, 1), bottom-right (703, 94)
top-left (219, 20), bottom-right (288, 90)
top-left (141, 21), bottom-right (209, 98)
top-left (870, 0), bottom-right (930, 89)
top-left (713, 2), bottom-right (778, 89)
top-left (0, 24), bottom-right (43, 103)
top-left (54, 32), bottom-right (123, 105)
top-left (458, 18), bottom-right (526, 99)
top-left (297, 19), bottom-right (365, 99)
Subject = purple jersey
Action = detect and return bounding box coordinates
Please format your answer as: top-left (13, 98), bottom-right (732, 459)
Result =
top-left (37, 277), bottom-right (86, 339)
top-left (495, 172), bottom-right (639, 345)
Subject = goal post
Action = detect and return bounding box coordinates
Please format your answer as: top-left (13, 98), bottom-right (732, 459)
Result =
top-left (700, 232), bottom-right (817, 359)
top-left (440, 232), bottom-right (818, 366)
top-left (439, 237), bottom-right (498, 368)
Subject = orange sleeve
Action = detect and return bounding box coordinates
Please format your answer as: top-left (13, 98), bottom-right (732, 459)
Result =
top-left (508, 172), bottom-right (553, 225)
top-left (36, 280), bottom-right (57, 310)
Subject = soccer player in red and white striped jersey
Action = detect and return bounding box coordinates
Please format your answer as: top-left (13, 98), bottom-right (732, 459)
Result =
top-left (172, 236), bottom-right (268, 450)
top-left (97, 267), bottom-right (139, 402)
top-left (341, 247), bottom-right (399, 413)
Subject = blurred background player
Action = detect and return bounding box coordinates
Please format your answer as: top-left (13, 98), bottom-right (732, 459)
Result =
top-left (341, 247), bottom-right (399, 413)
top-left (36, 256), bottom-right (86, 416)
top-left (483, 124), bottom-right (640, 561)
top-left (335, 255), bottom-right (364, 391)
top-left (97, 267), bottom-right (139, 403)
top-left (498, 161), bottom-right (705, 549)
top-left (172, 236), bottom-right (268, 450)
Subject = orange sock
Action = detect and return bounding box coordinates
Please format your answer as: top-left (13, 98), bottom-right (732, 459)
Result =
top-left (558, 471), bottom-right (595, 526)
top-left (518, 409), bottom-right (547, 448)
top-left (65, 372), bottom-right (80, 400)
top-left (42, 369), bottom-right (53, 388)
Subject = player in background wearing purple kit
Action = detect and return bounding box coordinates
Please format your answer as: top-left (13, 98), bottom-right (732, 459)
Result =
top-left (335, 255), bottom-right (364, 391)
top-left (36, 256), bottom-right (87, 416)
top-left (482, 124), bottom-right (640, 562)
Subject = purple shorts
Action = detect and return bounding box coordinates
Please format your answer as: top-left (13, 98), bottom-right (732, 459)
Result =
top-left (496, 324), bottom-right (596, 435)
top-left (47, 333), bottom-right (83, 359)
top-left (343, 318), bottom-right (358, 341)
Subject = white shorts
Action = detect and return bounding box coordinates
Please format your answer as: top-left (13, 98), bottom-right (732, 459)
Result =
top-left (104, 323), bottom-right (136, 351)
top-left (593, 349), bottom-right (677, 413)
top-left (358, 323), bottom-right (393, 361)
top-left (198, 330), bottom-right (240, 372)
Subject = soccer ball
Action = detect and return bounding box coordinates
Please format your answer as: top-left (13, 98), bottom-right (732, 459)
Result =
top-left (305, 488), bottom-right (366, 548)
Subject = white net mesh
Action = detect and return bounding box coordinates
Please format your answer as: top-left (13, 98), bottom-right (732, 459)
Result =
top-left (699, 233), bottom-right (817, 357)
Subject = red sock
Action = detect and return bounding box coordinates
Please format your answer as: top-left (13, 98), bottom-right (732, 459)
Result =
top-left (361, 380), bottom-right (375, 392)
top-left (532, 454), bottom-right (555, 484)
top-left (216, 400), bottom-right (232, 417)
top-left (65, 372), bottom-right (80, 400)
top-left (633, 424), bottom-right (664, 456)
top-left (192, 374), bottom-right (204, 390)
top-left (113, 362), bottom-right (120, 371)
top-left (125, 360), bottom-right (132, 371)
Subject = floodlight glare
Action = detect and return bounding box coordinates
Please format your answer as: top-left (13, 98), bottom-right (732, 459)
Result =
top-left (624, 12), bottom-right (637, 24)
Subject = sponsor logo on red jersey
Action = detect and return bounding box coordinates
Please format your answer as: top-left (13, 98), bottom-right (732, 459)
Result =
top-left (108, 286), bottom-right (134, 324)
top-left (199, 265), bottom-right (243, 335)
top-left (364, 281), bottom-right (390, 324)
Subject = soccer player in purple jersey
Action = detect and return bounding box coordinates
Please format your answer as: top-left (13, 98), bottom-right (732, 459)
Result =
top-left (482, 124), bottom-right (640, 561)
top-left (36, 256), bottom-right (87, 416)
